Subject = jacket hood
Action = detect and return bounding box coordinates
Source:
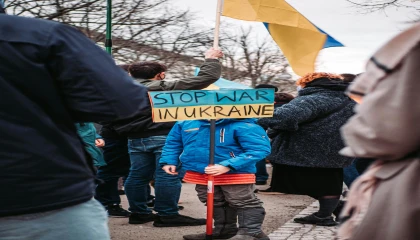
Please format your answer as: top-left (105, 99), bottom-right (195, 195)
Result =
top-left (304, 77), bottom-right (349, 92)
top-left (136, 78), bottom-right (162, 91)
top-left (298, 86), bottom-right (348, 97)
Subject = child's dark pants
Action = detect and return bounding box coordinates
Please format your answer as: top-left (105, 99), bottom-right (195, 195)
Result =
top-left (195, 184), bottom-right (263, 208)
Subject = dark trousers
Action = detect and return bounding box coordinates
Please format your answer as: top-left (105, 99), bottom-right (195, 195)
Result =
top-left (195, 184), bottom-right (262, 208)
top-left (255, 159), bottom-right (269, 182)
top-left (355, 158), bottom-right (376, 174)
top-left (95, 137), bottom-right (130, 206)
top-left (343, 161), bottom-right (359, 188)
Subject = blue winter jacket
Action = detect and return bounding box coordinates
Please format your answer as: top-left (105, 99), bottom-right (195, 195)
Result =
top-left (160, 119), bottom-right (271, 174)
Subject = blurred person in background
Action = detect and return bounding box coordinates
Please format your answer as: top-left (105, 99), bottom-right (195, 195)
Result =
top-left (95, 64), bottom-right (132, 217)
top-left (339, 73), bottom-right (360, 189)
top-left (253, 84), bottom-right (279, 185)
top-left (75, 122), bottom-right (106, 170)
top-left (338, 22), bottom-right (420, 240)
top-left (257, 92), bottom-right (295, 195)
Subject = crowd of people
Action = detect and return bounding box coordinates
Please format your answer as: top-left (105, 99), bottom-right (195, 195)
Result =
top-left (1, 4), bottom-right (419, 240)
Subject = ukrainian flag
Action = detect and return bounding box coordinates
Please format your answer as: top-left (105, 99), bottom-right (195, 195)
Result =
top-left (222, 0), bottom-right (343, 76)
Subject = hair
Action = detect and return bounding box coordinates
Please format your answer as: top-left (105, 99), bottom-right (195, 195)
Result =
top-left (255, 84), bottom-right (279, 92)
top-left (129, 62), bottom-right (168, 79)
top-left (340, 73), bottom-right (357, 83)
top-left (274, 92), bottom-right (295, 103)
top-left (296, 72), bottom-right (344, 88)
top-left (118, 64), bottom-right (131, 73)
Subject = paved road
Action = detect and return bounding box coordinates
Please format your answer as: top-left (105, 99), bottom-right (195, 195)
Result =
top-left (108, 170), bottom-right (313, 240)
top-left (269, 201), bottom-right (338, 240)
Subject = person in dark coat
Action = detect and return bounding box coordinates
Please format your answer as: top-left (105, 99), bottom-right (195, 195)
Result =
top-left (0, 8), bottom-right (149, 240)
top-left (258, 73), bottom-right (356, 226)
top-left (95, 64), bottom-right (132, 217)
top-left (253, 84), bottom-right (279, 185)
top-left (338, 73), bottom-right (361, 188)
top-left (257, 92), bottom-right (295, 194)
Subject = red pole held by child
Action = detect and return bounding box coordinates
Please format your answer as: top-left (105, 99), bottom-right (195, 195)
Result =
top-left (206, 119), bottom-right (216, 240)
top-left (206, 1), bottom-right (223, 239)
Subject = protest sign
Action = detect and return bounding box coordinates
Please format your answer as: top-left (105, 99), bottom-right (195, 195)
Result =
top-left (148, 89), bottom-right (275, 122)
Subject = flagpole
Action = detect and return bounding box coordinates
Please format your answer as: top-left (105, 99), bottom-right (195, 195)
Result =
top-left (206, 1), bottom-right (223, 239)
top-left (105, 0), bottom-right (112, 55)
top-left (213, 0), bottom-right (223, 49)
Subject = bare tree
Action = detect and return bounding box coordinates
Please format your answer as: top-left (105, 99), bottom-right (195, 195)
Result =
top-left (345, 0), bottom-right (420, 13)
top-left (221, 27), bottom-right (294, 91)
top-left (5, 0), bottom-right (215, 78)
top-left (5, 1), bottom-right (293, 86)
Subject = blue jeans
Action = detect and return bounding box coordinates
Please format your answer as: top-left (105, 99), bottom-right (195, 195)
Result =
top-left (343, 161), bottom-right (360, 188)
top-left (95, 137), bottom-right (130, 206)
top-left (125, 136), bottom-right (182, 215)
top-left (0, 199), bottom-right (110, 240)
top-left (255, 159), bottom-right (269, 182)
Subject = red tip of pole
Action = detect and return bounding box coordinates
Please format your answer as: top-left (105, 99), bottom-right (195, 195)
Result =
top-left (206, 175), bottom-right (215, 238)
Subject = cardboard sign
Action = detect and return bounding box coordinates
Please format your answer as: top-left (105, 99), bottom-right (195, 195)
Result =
top-left (148, 89), bottom-right (275, 122)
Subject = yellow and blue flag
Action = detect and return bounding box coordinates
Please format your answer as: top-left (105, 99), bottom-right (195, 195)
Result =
top-left (222, 0), bottom-right (343, 76)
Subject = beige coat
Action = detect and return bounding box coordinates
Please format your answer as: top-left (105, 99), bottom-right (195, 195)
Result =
top-left (339, 23), bottom-right (420, 240)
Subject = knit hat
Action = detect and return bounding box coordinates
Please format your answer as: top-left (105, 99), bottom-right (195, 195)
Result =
top-left (255, 84), bottom-right (278, 92)
top-left (274, 93), bottom-right (295, 103)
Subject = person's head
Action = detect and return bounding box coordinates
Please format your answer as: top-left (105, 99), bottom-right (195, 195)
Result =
top-left (274, 92), bottom-right (295, 103)
top-left (118, 64), bottom-right (131, 73)
top-left (129, 62), bottom-right (168, 80)
top-left (340, 73), bottom-right (357, 83)
top-left (296, 72), bottom-right (344, 88)
top-left (255, 84), bottom-right (279, 92)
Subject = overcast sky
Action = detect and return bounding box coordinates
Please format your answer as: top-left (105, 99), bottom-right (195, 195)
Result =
top-left (173, 0), bottom-right (417, 75)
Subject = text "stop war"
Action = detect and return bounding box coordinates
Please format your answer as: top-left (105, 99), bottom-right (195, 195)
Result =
top-left (148, 89), bottom-right (275, 122)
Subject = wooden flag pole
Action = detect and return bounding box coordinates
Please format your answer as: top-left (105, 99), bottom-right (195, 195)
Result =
top-left (206, 1), bottom-right (223, 239)
top-left (213, 0), bottom-right (223, 49)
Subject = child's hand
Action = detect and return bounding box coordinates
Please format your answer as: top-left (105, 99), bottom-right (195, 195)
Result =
top-left (95, 139), bottom-right (105, 147)
top-left (205, 164), bottom-right (230, 176)
top-left (162, 165), bottom-right (178, 175)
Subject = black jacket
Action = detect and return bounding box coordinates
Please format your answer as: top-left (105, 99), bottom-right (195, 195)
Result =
top-left (258, 87), bottom-right (356, 168)
top-left (0, 14), bottom-right (149, 216)
top-left (111, 59), bottom-right (222, 138)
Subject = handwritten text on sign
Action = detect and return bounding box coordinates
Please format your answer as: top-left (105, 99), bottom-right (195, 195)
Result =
top-left (148, 89), bottom-right (275, 122)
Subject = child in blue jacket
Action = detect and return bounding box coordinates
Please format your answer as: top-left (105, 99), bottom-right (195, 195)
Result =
top-left (160, 118), bottom-right (271, 240)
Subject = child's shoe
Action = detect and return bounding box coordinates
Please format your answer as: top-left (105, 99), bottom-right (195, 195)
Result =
top-left (183, 206), bottom-right (238, 240)
top-left (230, 229), bottom-right (269, 240)
top-left (229, 207), bottom-right (269, 240)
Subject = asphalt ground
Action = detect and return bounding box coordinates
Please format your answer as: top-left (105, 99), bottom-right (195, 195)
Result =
top-left (108, 166), bottom-right (313, 240)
